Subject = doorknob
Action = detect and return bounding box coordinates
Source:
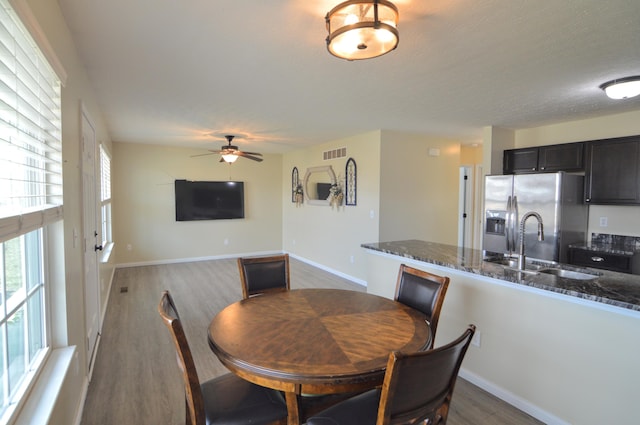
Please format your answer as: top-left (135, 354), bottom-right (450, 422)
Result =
top-left (94, 244), bottom-right (103, 252)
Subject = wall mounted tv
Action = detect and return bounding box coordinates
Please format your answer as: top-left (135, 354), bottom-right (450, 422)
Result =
top-left (175, 180), bottom-right (245, 221)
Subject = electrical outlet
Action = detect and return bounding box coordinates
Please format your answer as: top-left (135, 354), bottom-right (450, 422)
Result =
top-left (350, 255), bottom-right (355, 264)
top-left (224, 238), bottom-right (229, 245)
top-left (599, 217), bottom-right (608, 227)
top-left (471, 331), bottom-right (481, 347)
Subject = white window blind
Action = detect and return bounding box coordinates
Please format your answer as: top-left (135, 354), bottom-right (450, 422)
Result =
top-left (99, 144), bottom-right (112, 245)
top-left (100, 145), bottom-right (111, 202)
top-left (0, 0), bottom-right (62, 243)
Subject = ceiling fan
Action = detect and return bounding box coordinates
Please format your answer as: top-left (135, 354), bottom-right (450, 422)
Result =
top-left (192, 135), bottom-right (263, 163)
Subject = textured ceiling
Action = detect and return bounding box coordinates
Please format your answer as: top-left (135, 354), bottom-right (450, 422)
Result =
top-left (57, 0), bottom-right (640, 153)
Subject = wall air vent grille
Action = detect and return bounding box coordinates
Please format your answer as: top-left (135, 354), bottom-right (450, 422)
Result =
top-left (323, 147), bottom-right (347, 160)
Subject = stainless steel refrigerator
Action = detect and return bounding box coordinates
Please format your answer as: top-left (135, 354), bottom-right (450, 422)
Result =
top-left (483, 172), bottom-right (587, 263)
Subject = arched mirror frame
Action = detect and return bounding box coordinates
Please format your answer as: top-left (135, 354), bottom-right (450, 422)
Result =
top-left (303, 165), bottom-right (337, 206)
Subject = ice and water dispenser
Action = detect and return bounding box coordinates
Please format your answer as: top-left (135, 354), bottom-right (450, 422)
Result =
top-left (485, 210), bottom-right (506, 235)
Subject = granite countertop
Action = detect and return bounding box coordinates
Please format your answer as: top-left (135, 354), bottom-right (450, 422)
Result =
top-left (361, 239), bottom-right (640, 312)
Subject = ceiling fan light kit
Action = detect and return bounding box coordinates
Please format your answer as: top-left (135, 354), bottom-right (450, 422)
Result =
top-left (600, 76), bottom-right (640, 99)
top-left (325, 0), bottom-right (399, 61)
top-left (192, 134), bottom-right (263, 163)
top-left (221, 153), bottom-right (239, 163)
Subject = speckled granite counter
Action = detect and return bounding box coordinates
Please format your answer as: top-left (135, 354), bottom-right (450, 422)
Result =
top-left (361, 239), bottom-right (640, 312)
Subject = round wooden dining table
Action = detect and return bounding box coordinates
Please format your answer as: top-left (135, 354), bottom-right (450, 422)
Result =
top-left (207, 288), bottom-right (431, 425)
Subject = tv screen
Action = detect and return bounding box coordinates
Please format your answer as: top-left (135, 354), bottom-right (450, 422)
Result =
top-left (317, 183), bottom-right (332, 200)
top-left (175, 180), bottom-right (244, 221)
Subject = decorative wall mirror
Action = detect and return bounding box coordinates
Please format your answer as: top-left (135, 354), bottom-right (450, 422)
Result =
top-left (303, 165), bottom-right (337, 206)
top-left (345, 158), bottom-right (357, 206)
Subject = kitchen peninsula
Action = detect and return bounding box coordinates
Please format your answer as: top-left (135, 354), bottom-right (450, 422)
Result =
top-left (361, 239), bottom-right (640, 425)
top-left (362, 239), bottom-right (640, 311)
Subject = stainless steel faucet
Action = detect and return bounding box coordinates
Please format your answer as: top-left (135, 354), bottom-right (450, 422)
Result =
top-left (517, 212), bottom-right (544, 270)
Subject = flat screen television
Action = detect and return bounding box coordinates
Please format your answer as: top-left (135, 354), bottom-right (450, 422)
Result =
top-left (317, 183), bottom-right (332, 200)
top-left (175, 180), bottom-right (244, 221)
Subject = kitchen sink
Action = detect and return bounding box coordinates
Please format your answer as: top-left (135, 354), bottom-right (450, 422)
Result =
top-left (538, 268), bottom-right (598, 280)
top-left (484, 257), bottom-right (599, 280)
top-left (484, 257), bottom-right (549, 271)
top-left (484, 257), bottom-right (519, 268)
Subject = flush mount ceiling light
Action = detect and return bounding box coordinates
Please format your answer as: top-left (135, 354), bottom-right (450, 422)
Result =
top-left (600, 76), bottom-right (640, 99)
top-left (325, 0), bottom-right (399, 61)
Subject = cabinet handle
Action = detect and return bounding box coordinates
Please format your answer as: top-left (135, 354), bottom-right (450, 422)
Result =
top-left (590, 256), bottom-right (605, 262)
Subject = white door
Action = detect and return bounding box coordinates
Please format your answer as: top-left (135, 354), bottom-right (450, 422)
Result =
top-left (81, 106), bottom-right (101, 374)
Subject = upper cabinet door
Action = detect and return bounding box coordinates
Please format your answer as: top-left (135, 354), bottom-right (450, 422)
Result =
top-left (503, 148), bottom-right (539, 174)
top-left (585, 137), bottom-right (640, 205)
top-left (538, 142), bottom-right (584, 172)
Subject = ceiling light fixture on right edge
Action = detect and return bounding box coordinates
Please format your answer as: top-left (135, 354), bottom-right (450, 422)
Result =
top-left (600, 76), bottom-right (640, 99)
top-left (325, 0), bottom-right (399, 61)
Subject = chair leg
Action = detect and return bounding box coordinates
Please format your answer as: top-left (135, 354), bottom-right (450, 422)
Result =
top-left (185, 398), bottom-right (192, 425)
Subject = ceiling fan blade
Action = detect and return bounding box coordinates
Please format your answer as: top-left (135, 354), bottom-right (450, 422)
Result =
top-left (239, 151), bottom-right (262, 156)
top-left (190, 152), bottom-right (217, 157)
top-left (236, 152), bottom-right (263, 162)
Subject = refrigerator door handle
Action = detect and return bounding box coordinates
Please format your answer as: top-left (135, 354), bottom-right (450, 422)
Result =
top-left (506, 196), bottom-right (512, 252)
top-left (512, 195), bottom-right (519, 253)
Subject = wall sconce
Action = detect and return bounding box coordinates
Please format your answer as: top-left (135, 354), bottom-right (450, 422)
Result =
top-left (325, 0), bottom-right (399, 61)
top-left (600, 76), bottom-right (640, 99)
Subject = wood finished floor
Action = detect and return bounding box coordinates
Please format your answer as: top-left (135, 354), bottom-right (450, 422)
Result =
top-left (80, 258), bottom-right (542, 425)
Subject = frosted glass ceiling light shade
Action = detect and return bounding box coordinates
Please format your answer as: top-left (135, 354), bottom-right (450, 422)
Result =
top-left (600, 76), bottom-right (640, 99)
top-left (326, 0), bottom-right (399, 60)
top-left (221, 153), bottom-right (238, 163)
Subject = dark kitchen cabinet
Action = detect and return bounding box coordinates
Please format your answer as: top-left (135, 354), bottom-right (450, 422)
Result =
top-left (538, 142), bottom-right (584, 172)
top-left (503, 142), bottom-right (584, 174)
top-left (585, 136), bottom-right (640, 205)
top-left (503, 148), bottom-right (538, 174)
top-left (568, 247), bottom-right (638, 274)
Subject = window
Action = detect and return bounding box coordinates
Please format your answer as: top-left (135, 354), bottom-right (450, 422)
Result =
top-left (99, 145), bottom-right (112, 250)
top-left (0, 0), bottom-right (62, 420)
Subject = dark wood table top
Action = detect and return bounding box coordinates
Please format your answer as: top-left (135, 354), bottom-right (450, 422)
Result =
top-left (208, 288), bottom-right (431, 424)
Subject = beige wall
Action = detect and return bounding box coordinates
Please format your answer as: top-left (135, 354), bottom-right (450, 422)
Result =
top-left (113, 143), bottom-right (283, 264)
top-left (24, 0), bottom-right (116, 423)
top-left (365, 251), bottom-right (640, 425)
top-left (379, 130), bottom-right (463, 245)
top-left (282, 131), bottom-right (381, 282)
top-left (514, 110), bottom-right (640, 238)
top-left (483, 126), bottom-right (515, 175)
top-left (460, 144), bottom-right (483, 165)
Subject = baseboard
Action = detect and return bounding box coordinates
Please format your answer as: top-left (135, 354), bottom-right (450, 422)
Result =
top-left (288, 253), bottom-right (367, 287)
top-left (72, 376), bottom-right (89, 425)
top-left (115, 250), bottom-right (281, 268)
top-left (458, 368), bottom-right (570, 425)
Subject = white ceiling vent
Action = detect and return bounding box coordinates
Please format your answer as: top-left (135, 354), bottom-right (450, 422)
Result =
top-left (323, 147), bottom-right (347, 160)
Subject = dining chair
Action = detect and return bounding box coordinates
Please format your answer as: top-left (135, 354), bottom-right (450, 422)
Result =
top-left (306, 324), bottom-right (476, 425)
top-left (237, 254), bottom-right (290, 299)
top-left (394, 264), bottom-right (450, 349)
top-left (157, 290), bottom-right (288, 425)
